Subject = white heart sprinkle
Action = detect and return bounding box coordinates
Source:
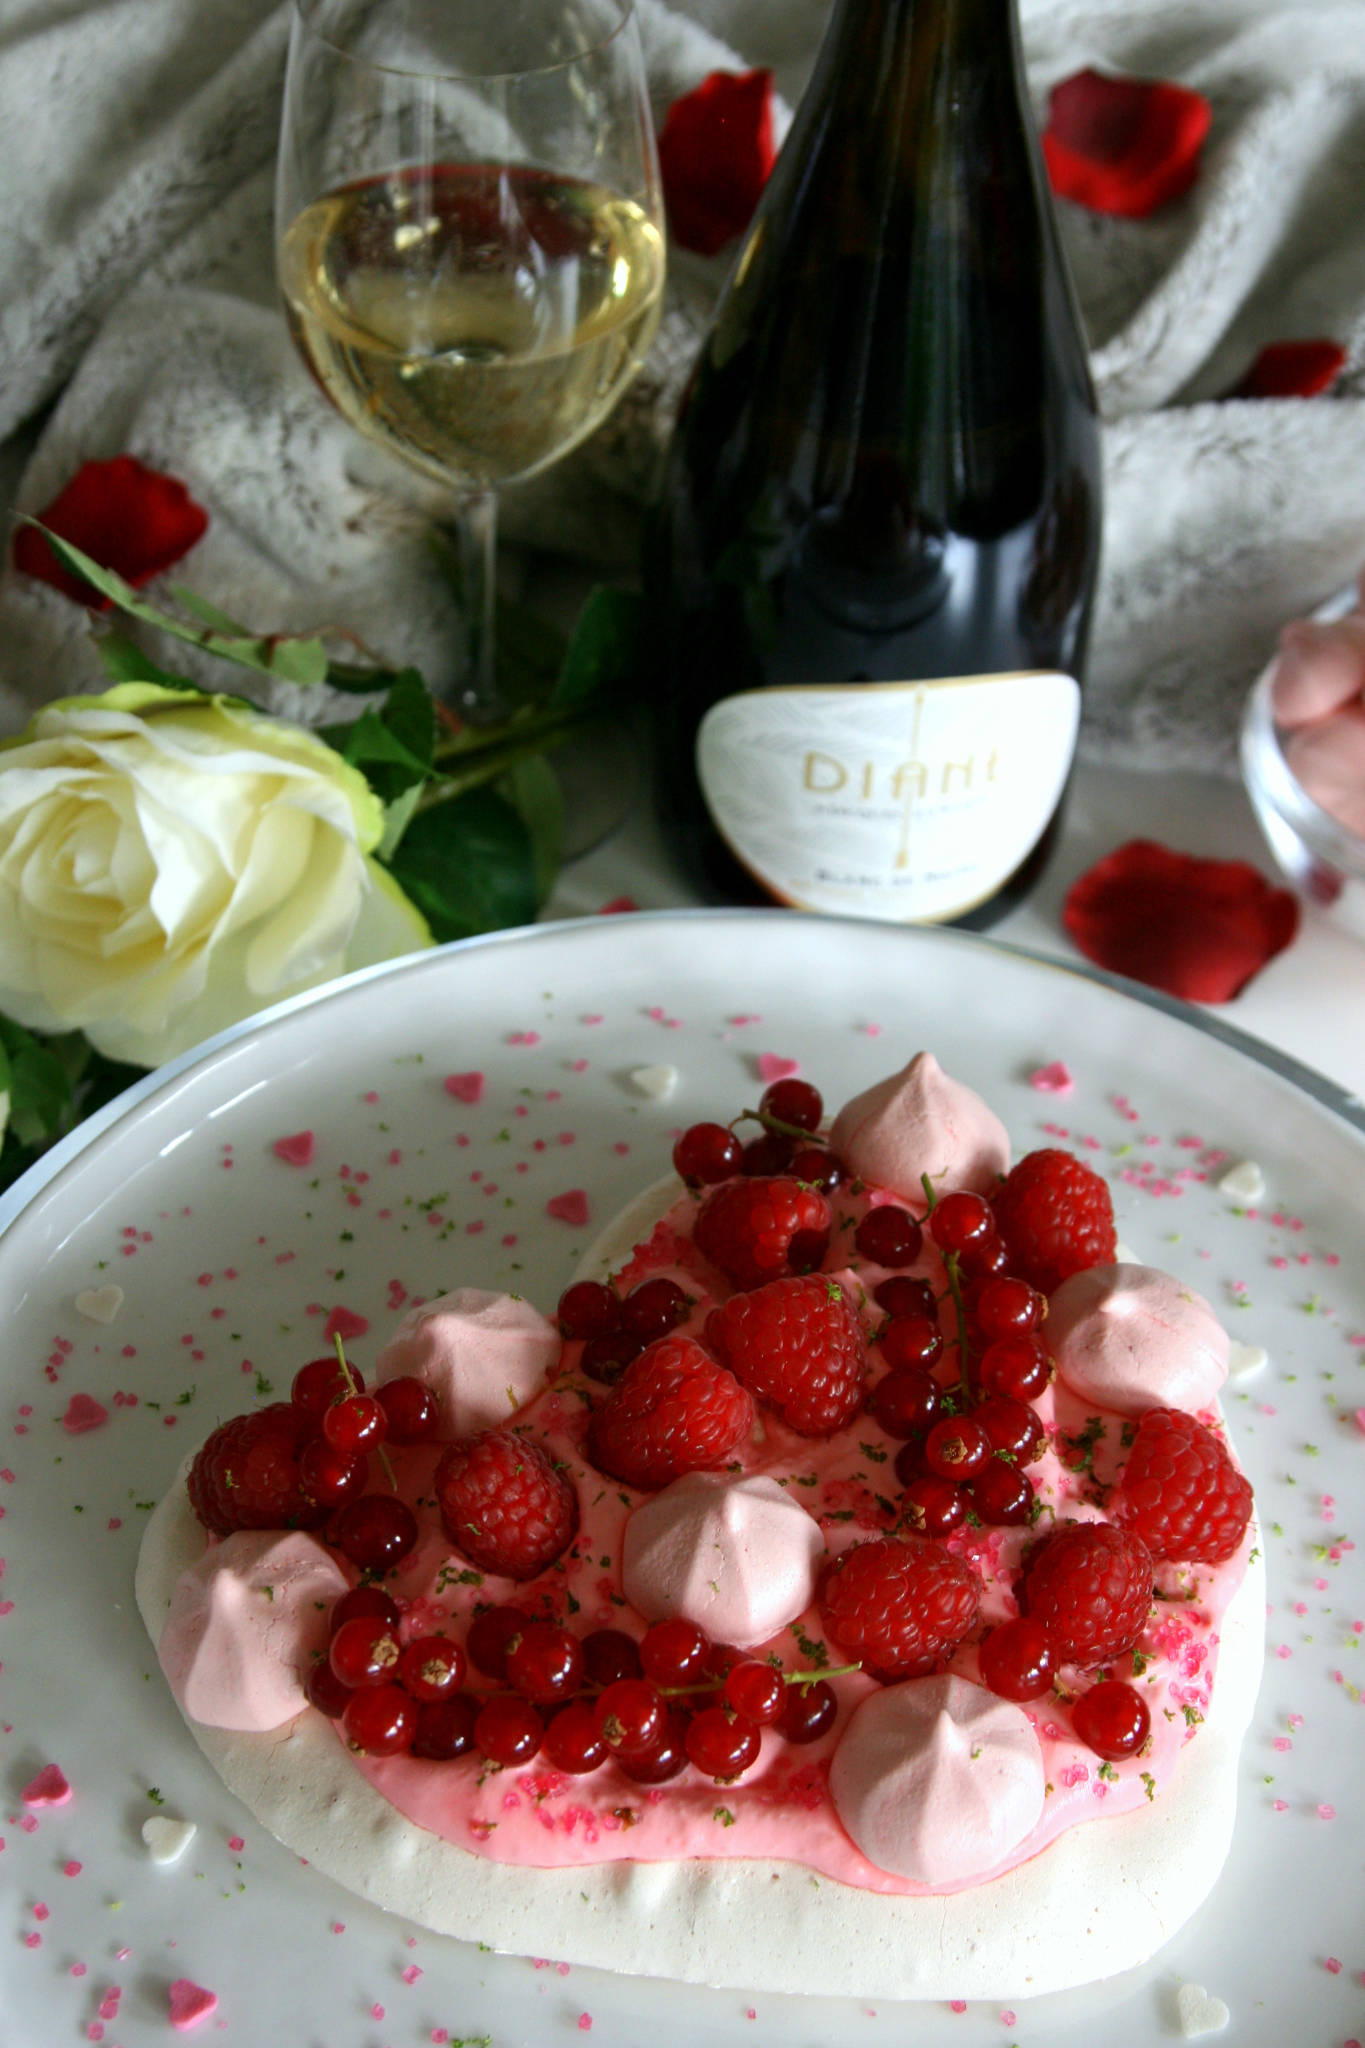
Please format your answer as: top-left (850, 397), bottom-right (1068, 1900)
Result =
top-left (630, 1064), bottom-right (679, 1101)
top-left (1218, 1159), bottom-right (1265, 1204)
top-left (75, 1284), bottom-right (124, 1325)
top-left (1176, 1982), bottom-right (1231, 2037)
top-left (1227, 1340), bottom-right (1268, 1381)
top-left (142, 1815), bottom-right (197, 1865)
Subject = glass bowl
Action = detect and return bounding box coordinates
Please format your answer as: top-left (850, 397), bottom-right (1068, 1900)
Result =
top-left (1241, 639), bottom-right (1365, 943)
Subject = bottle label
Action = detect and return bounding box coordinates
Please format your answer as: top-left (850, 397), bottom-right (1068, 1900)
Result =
top-left (695, 673), bottom-right (1080, 922)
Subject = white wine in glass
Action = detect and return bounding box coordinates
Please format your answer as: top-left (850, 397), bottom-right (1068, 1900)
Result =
top-left (276, 0), bottom-right (665, 721)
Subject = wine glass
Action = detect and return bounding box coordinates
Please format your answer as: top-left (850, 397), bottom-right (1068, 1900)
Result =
top-left (276, 0), bottom-right (665, 722)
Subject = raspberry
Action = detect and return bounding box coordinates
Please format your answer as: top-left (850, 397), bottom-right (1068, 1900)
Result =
top-left (587, 1333), bottom-right (754, 1490)
top-left (991, 1148), bottom-right (1117, 1295)
top-left (693, 1176), bottom-right (831, 1290)
top-left (187, 1402), bottom-right (325, 1536)
top-left (1021, 1520), bottom-right (1153, 1666)
top-left (819, 1535), bottom-right (981, 1681)
top-left (1110, 1408), bottom-right (1253, 1563)
top-left (705, 1275), bottom-right (866, 1436)
top-left (434, 1429), bottom-right (579, 1581)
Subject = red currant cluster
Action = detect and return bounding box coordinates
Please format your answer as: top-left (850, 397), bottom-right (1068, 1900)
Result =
top-left (672, 1077), bottom-right (838, 1190)
top-left (975, 1616), bottom-right (1151, 1760)
top-left (306, 1596), bottom-right (839, 1782)
top-left (290, 1354), bottom-right (436, 1570)
top-left (557, 1275), bottom-right (695, 1384)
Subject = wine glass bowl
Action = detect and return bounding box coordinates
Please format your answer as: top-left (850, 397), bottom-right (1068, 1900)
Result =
top-left (276, 0), bottom-right (664, 716)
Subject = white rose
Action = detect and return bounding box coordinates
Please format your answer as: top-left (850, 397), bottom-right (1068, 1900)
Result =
top-left (0, 683), bottom-right (432, 1066)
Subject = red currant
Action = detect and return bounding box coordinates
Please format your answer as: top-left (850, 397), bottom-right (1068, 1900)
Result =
top-left (292, 1354), bottom-right (363, 1421)
top-left (410, 1692), bottom-right (480, 1761)
top-left (343, 1682), bottom-right (416, 1755)
top-left (927, 1190), bottom-right (994, 1254)
top-left (924, 1414), bottom-right (991, 1480)
top-left (299, 1434), bottom-right (368, 1508)
top-left (581, 1627), bottom-right (643, 1687)
top-left (685, 1705), bottom-right (761, 1781)
top-left (542, 1698), bottom-right (608, 1774)
top-left (474, 1694), bottom-right (543, 1767)
top-left (777, 1679), bottom-right (837, 1743)
top-left (322, 1392), bottom-right (388, 1454)
top-left (869, 1368), bottom-right (943, 1440)
top-left (580, 1330), bottom-right (643, 1385)
top-left (557, 1280), bottom-right (621, 1339)
top-left (374, 1375), bottom-right (440, 1443)
top-left (973, 1395), bottom-right (1046, 1465)
top-left (966, 1459), bottom-right (1035, 1525)
top-left (329, 1616), bottom-right (402, 1689)
top-left (978, 1618), bottom-right (1056, 1702)
top-left (972, 1275), bottom-right (1044, 1340)
top-left (900, 1473), bottom-right (966, 1537)
top-left (855, 1205), bottom-right (923, 1267)
top-left (892, 1437), bottom-right (927, 1488)
top-left (305, 1658), bottom-right (354, 1718)
top-left (759, 1078), bottom-right (823, 1133)
top-left (593, 1678), bottom-right (665, 1760)
top-left (640, 1617), bottom-right (710, 1687)
top-left (396, 1635), bottom-right (467, 1702)
top-left (878, 1314), bottom-right (943, 1373)
top-left (506, 1622), bottom-right (584, 1705)
top-left (979, 1334), bottom-right (1052, 1402)
top-left (329, 1493), bottom-right (417, 1572)
top-left (1072, 1680), bottom-right (1151, 1760)
top-left (741, 1130), bottom-right (794, 1176)
top-left (621, 1278), bottom-right (693, 1341)
top-left (788, 1146), bottom-right (843, 1191)
top-left (331, 1584), bottom-right (402, 1634)
top-left (873, 1275), bottom-right (936, 1320)
top-left (619, 1708), bottom-right (690, 1784)
top-left (672, 1123), bottom-right (743, 1187)
top-left (723, 1661), bottom-right (785, 1725)
top-left (959, 1232), bottom-right (1010, 1280)
top-left (466, 1604), bottom-right (531, 1680)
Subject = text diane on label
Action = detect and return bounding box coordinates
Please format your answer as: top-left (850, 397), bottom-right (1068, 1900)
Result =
top-left (695, 673), bottom-right (1081, 921)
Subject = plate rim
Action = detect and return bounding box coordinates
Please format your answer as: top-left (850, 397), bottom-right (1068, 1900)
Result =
top-left (2, 906), bottom-right (1359, 1245)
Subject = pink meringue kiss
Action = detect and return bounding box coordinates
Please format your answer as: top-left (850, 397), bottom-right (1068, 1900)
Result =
top-left (621, 1472), bottom-right (822, 1647)
top-left (1047, 1262), bottom-right (1229, 1417)
top-left (374, 1287), bottom-right (559, 1436)
top-left (828, 1051), bottom-right (1010, 1204)
top-left (158, 1530), bottom-right (347, 1731)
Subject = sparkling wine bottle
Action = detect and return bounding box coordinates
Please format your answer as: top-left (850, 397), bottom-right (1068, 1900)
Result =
top-left (646, 0), bottom-right (1101, 928)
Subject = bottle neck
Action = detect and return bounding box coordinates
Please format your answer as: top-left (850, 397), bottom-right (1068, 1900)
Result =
top-left (807, 0), bottom-right (1024, 111)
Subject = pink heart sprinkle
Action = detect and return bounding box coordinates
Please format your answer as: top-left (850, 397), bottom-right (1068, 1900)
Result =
top-left (62, 1394), bottom-right (108, 1435)
top-left (324, 1306), bottom-right (369, 1343)
top-left (443, 1072), bottom-right (485, 1104)
top-left (1029, 1060), bottom-right (1075, 1096)
top-left (272, 1130), bottom-right (315, 1166)
top-left (22, 1763), bottom-right (72, 1807)
top-left (756, 1053), bottom-right (800, 1085)
top-left (546, 1190), bottom-right (590, 1227)
top-left (167, 1979), bottom-right (217, 2031)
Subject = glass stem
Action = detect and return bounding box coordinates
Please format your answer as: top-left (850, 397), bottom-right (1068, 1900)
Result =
top-left (454, 486), bottom-right (503, 725)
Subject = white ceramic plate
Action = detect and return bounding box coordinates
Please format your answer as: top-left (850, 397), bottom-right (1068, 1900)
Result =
top-left (3, 911), bottom-right (1362, 2048)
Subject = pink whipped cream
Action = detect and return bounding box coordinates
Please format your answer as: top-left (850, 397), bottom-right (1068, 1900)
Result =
top-left (827, 1051), bottom-right (1010, 1202)
top-left (1048, 1263), bottom-right (1230, 1417)
top-left (161, 1068), bottom-right (1253, 1896)
top-left (621, 1471), bottom-right (823, 1645)
top-left (159, 1530), bottom-right (347, 1731)
top-left (829, 1676), bottom-right (1045, 1885)
top-left (374, 1287), bottom-right (559, 1436)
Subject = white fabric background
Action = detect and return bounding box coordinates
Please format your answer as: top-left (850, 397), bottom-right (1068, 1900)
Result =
top-left (1, 0), bottom-right (1363, 770)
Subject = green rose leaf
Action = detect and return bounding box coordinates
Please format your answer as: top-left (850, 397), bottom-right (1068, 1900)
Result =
top-left (0, 1016), bottom-right (75, 1148)
top-left (499, 754), bottom-right (564, 905)
top-left (552, 585), bottom-right (645, 711)
top-left (323, 668), bottom-right (436, 810)
top-left (383, 787), bottom-right (539, 941)
top-left (93, 632), bottom-right (201, 692)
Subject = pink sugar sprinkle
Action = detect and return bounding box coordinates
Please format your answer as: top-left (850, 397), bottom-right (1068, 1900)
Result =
top-left (331, 1923), bottom-right (345, 1934)
top-left (401, 1965), bottom-right (422, 1985)
top-left (71, 1962), bottom-right (86, 1977)
top-left (1274, 1799), bottom-right (1289, 1812)
top-left (1326, 1957), bottom-right (1343, 1974)
top-left (23, 1932), bottom-right (40, 1948)
top-left (227, 1835), bottom-right (244, 1852)
top-left (371, 2005), bottom-right (385, 2020)
top-left (271, 1131), bottom-right (315, 1167)
top-left (508, 1030), bottom-right (541, 1046)
top-left (756, 1052), bottom-right (800, 1084)
top-left (1318, 1803), bottom-right (1337, 1819)
top-left (1028, 1060), bottom-right (1074, 1095)
top-left (1001, 2014), bottom-right (1017, 2027)
top-left (951, 2000), bottom-right (968, 2013)
top-left (577, 2016), bottom-right (593, 2032)
top-left (86, 2026), bottom-right (102, 2042)
top-left (443, 1072), bottom-right (485, 1104)
top-left (33, 1902), bottom-right (49, 1920)
top-left (63, 1859), bottom-right (82, 1876)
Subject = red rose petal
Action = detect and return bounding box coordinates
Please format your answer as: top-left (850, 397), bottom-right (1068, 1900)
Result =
top-left (658, 69), bottom-right (776, 257)
top-left (12, 455), bottom-right (208, 608)
top-left (1062, 839), bottom-right (1299, 1003)
top-left (1231, 340), bottom-right (1348, 400)
top-left (1043, 68), bottom-right (1212, 218)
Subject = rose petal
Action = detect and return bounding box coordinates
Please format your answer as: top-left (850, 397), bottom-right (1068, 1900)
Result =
top-left (12, 456), bottom-right (208, 607)
top-left (1043, 68), bottom-right (1212, 218)
top-left (658, 69), bottom-right (776, 257)
top-left (1231, 340), bottom-right (1348, 400)
top-left (1062, 839), bottom-right (1299, 1002)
